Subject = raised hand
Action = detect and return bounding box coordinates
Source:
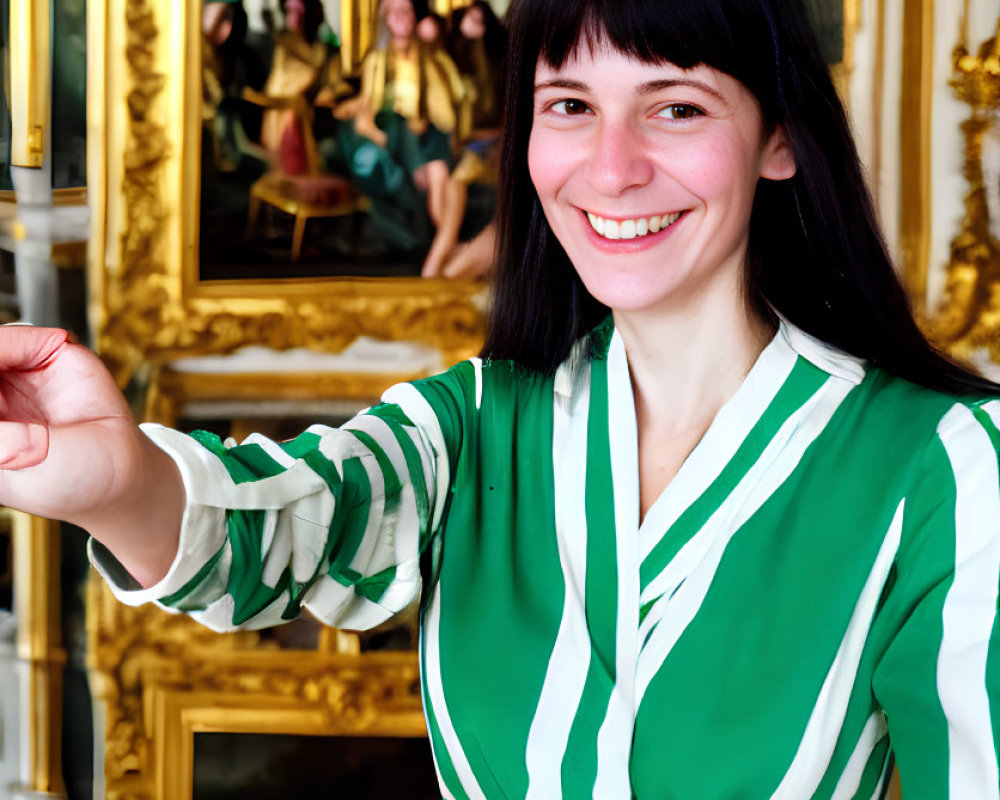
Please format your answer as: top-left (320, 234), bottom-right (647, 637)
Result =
top-left (0, 326), bottom-right (184, 587)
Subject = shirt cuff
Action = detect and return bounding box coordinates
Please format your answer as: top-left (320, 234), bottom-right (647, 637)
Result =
top-left (87, 423), bottom-right (229, 608)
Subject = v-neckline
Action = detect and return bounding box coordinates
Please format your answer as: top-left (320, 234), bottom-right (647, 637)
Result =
top-left (603, 324), bottom-right (802, 559)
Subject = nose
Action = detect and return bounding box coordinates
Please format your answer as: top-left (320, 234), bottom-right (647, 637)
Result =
top-left (584, 118), bottom-right (654, 197)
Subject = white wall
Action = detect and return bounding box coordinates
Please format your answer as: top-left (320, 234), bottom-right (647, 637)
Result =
top-left (847, 0), bottom-right (904, 263)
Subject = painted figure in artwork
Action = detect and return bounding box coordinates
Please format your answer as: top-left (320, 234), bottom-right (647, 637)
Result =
top-left (333, 0), bottom-right (464, 254)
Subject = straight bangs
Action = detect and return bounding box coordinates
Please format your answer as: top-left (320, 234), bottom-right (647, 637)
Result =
top-left (520, 0), bottom-right (784, 123)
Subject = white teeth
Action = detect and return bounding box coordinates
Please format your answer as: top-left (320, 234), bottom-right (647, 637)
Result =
top-left (587, 212), bottom-right (605, 236)
top-left (587, 211), bottom-right (681, 240)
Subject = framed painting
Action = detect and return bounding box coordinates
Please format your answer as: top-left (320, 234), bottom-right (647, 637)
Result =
top-left (89, 0), bottom-right (489, 388)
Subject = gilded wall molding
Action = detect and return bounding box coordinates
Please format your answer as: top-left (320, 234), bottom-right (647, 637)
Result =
top-left (9, 0), bottom-right (49, 167)
top-left (923, 22), bottom-right (1000, 359)
top-left (899, 0), bottom-right (935, 301)
top-left (98, 0), bottom-right (172, 384)
top-left (11, 513), bottom-right (66, 796)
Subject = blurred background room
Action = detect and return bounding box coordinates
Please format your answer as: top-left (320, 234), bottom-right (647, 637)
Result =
top-left (0, 0), bottom-right (997, 797)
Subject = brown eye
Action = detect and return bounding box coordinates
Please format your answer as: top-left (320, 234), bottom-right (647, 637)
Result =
top-left (658, 103), bottom-right (704, 120)
top-left (552, 98), bottom-right (591, 115)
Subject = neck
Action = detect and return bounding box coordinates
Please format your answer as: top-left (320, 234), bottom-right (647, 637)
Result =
top-left (614, 293), bottom-right (775, 521)
top-left (614, 297), bottom-right (775, 437)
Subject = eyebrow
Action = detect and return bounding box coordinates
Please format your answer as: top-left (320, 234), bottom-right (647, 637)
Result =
top-left (533, 77), bottom-right (728, 105)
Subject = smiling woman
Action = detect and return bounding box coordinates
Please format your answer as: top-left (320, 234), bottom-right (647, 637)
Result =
top-left (527, 53), bottom-right (795, 320)
top-left (0, 1), bottom-right (999, 799)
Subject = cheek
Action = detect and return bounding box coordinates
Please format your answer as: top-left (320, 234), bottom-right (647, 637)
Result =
top-left (661, 135), bottom-right (759, 202)
top-left (527, 129), bottom-right (573, 205)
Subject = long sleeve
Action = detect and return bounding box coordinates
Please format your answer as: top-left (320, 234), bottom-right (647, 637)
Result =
top-left (90, 375), bottom-right (466, 634)
top-left (872, 400), bottom-right (1000, 799)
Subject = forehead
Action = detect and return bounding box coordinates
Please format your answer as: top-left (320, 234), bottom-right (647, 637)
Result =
top-left (381, 0), bottom-right (412, 13)
top-left (535, 41), bottom-right (726, 92)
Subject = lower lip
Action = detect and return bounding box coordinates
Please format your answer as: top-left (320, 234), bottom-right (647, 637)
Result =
top-left (579, 210), bottom-right (685, 252)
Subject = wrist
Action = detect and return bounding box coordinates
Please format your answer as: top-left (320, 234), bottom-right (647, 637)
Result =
top-left (80, 430), bottom-right (186, 589)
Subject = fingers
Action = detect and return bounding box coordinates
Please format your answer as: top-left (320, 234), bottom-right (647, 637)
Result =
top-left (0, 420), bottom-right (49, 470)
top-left (0, 326), bottom-right (70, 373)
top-left (422, 251), bottom-right (444, 278)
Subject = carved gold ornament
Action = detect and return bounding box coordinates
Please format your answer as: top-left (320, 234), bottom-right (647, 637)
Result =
top-left (924, 22), bottom-right (1000, 361)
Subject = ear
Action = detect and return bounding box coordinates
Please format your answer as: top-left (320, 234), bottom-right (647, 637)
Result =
top-left (759, 124), bottom-right (797, 181)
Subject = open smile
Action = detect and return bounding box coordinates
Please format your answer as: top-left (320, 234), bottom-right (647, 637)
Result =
top-left (585, 210), bottom-right (685, 241)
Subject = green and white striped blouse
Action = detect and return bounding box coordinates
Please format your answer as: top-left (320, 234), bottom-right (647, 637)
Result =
top-left (94, 319), bottom-right (1000, 799)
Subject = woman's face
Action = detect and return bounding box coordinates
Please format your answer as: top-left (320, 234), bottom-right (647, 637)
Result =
top-left (284, 0), bottom-right (306, 34)
top-left (459, 6), bottom-right (486, 40)
top-left (417, 15), bottom-right (442, 44)
top-left (202, 3), bottom-right (233, 45)
top-left (382, 0), bottom-right (416, 41)
top-left (528, 44), bottom-right (794, 320)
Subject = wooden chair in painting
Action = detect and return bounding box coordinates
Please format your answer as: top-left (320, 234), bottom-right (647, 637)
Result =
top-left (243, 89), bottom-right (366, 262)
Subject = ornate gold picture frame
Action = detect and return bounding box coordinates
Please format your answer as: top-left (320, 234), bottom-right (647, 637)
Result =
top-left (88, 0), bottom-right (487, 388)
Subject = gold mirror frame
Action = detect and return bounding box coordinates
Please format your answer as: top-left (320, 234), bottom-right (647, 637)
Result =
top-left (88, 0), bottom-right (487, 387)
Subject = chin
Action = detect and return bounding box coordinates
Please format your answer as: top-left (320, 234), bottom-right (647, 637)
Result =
top-left (576, 272), bottom-right (683, 317)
